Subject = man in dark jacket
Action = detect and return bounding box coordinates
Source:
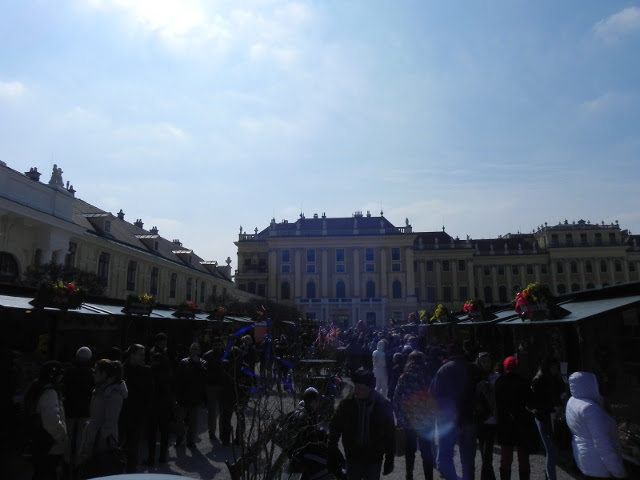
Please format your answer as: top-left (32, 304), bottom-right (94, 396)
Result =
top-left (429, 343), bottom-right (480, 480)
top-left (175, 342), bottom-right (207, 448)
top-left (328, 369), bottom-right (395, 480)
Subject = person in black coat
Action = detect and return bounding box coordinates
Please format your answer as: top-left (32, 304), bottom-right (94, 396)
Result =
top-left (174, 342), bottom-right (207, 448)
top-left (145, 351), bottom-right (174, 464)
top-left (494, 356), bottom-right (537, 480)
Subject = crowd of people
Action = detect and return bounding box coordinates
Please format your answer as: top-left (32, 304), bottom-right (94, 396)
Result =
top-left (10, 319), bottom-right (631, 480)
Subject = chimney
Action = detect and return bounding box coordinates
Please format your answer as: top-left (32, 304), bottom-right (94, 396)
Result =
top-left (134, 219), bottom-right (144, 228)
top-left (173, 239), bottom-right (182, 247)
top-left (150, 226), bottom-right (158, 235)
top-left (25, 167), bottom-right (41, 182)
top-left (117, 209), bottom-right (125, 220)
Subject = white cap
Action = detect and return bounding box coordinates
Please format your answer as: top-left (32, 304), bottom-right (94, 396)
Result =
top-left (76, 346), bottom-right (92, 361)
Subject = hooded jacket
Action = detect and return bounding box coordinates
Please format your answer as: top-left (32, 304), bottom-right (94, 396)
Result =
top-left (37, 385), bottom-right (68, 455)
top-left (565, 372), bottom-right (626, 479)
top-left (372, 340), bottom-right (387, 374)
top-left (80, 380), bottom-right (128, 462)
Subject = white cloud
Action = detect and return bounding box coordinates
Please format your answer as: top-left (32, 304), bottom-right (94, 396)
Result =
top-left (0, 81), bottom-right (26, 98)
top-left (581, 92), bottom-right (634, 114)
top-left (593, 6), bottom-right (640, 44)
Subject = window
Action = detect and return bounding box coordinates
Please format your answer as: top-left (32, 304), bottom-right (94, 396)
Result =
top-left (442, 260), bottom-right (450, 271)
top-left (499, 285), bottom-right (508, 303)
top-left (484, 266), bottom-right (491, 276)
top-left (392, 263), bottom-right (401, 272)
top-left (281, 281), bottom-right (290, 300)
top-left (427, 287), bottom-right (436, 303)
top-left (98, 252), bottom-right (110, 285)
top-left (443, 286), bottom-right (452, 302)
top-left (557, 284), bottom-right (566, 294)
top-left (306, 264), bottom-right (316, 273)
top-left (600, 260), bottom-right (607, 273)
top-left (212, 285), bottom-right (217, 299)
top-left (126, 260), bottom-right (137, 291)
top-left (556, 262), bottom-right (564, 274)
top-left (512, 265), bottom-right (519, 275)
top-left (65, 242), bottom-right (77, 268)
top-left (186, 278), bottom-right (193, 300)
top-left (459, 286), bottom-right (468, 301)
top-left (615, 260), bottom-right (622, 272)
top-left (281, 250), bottom-right (290, 263)
top-left (526, 264), bottom-right (534, 275)
top-left (200, 282), bottom-right (205, 302)
top-left (365, 248), bottom-right (374, 262)
top-left (587, 283), bottom-right (595, 289)
top-left (366, 280), bottom-right (376, 298)
top-left (580, 233), bottom-right (588, 246)
top-left (307, 249), bottom-right (315, 263)
top-left (248, 282), bottom-right (256, 294)
top-left (426, 261), bottom-right (434, 272)
top-left (365, 264), bottom-right (374, 273)
top-left (392, 280), bottom-right (402, 299)
top-left (258, 284), bottom-right (266, 297)
top-left (0, 252), bottom-right (19, 283)
top-left (336, 248), bottom-right (345, 262)
top-left (306, 281), bottom-right (316, 299)
top-left (391, 248), bottom-right (400, 261)
top-left (551, 234), bottom-right (559, 247)
top-left (595, 233), bottom-right (602, 246)
top-left (170, 273), bottom-right (177, 298)
top-left (104, 220), bottom-right (111, 233)
top-left (498, 265), bottom-right (505, 276)
top-left (484, 286), bottom-right (493, 304)
top-left (567, 261), bottom-right (576, 274)
top-left (571, 283), bottom-right (580, 292)
top-left (336, 281), bottom-right (346, 298)
top-left (609, 232), bottom-right (616, 245)
top-left (630, 262), bottom-right (636, 272)
top-left (541, 264), bottom-right (548, 274)
top-left (336, 264), bottom-right (345, 273)
top-left (458, 260), bottom-right (466, 271)
top-left (565, 234), bottom-right (573, 247)
top-left (585, 261), bottom-right (593, 273)
top-left (281, 265), bottom-right (291, 274)
top-left (150, 268), bottom-right (159, 296)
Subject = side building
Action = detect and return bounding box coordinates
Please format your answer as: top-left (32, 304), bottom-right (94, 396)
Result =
top-left (0, 161), bottom-right (253, 307)
top-left (235, 213), bottom-right (640, 327)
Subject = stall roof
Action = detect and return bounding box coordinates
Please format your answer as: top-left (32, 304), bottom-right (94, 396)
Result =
top-left (497, 295), bottom-right (640, 326)
top-left (0, 293), bottom-right (108, 315)
top-left (457, 308), bottom-right (521, 326)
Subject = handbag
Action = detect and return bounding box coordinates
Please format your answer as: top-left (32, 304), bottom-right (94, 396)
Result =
top-left (395, 427), bottom-right (406, 457)
top-left (80, 435), bottom-right (126, 479)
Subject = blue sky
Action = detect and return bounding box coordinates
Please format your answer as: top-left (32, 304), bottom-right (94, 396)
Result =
top-left (1, 1), bottom-right (639, 268)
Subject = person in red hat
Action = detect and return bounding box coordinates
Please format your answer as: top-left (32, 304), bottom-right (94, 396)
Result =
top-left (494, 356), bottom-right (538, 480)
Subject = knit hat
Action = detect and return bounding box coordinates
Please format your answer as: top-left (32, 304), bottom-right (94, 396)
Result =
top-left (76, 346), bottom-right (92, 361)
top-left (352, 369), bottom-right (375, 388)
top-left (503, 356), bottom-right (519, 373)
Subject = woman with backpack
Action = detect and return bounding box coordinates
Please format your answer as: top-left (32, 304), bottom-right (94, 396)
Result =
top-left (24, 360), bottom-right (68, 480)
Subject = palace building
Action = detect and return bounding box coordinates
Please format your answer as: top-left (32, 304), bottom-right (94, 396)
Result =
top-left (235, 212), bottom-right (640, 326)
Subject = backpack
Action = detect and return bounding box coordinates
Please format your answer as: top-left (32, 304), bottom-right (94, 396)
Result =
top-left (475, 379), bottom-right (495, 424)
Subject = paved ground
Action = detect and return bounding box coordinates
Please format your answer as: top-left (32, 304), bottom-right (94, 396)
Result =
top-left (3, 382), bottom-right (586, 480)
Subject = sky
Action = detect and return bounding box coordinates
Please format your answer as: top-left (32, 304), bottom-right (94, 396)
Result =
top-left (1, 0), bottom-right (639, 269)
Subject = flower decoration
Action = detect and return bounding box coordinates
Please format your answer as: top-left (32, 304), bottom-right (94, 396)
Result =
top-left (123, 293), bottom-right (155, 315)
top-left (463, 298), bottom-right (484, 315)
top-left (418, 309), bottom-right (428, 324)
top-left (430, 304), bottom-right (448, 323)
top-left (218, 306), bottom-right (227, 315)
top-left (515, 282), bottom-right (552, 319)
top-left (31, 281), bottom-right (85, 310)
top-left (173, 300), bottom-right (198, 318)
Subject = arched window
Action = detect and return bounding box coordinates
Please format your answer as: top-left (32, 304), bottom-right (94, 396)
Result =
top-left (570, 261), bottom-right (577, 274)
top-left (126, 260), bottom-right (137, 291)
top-left (169, 273), bottom-right (177, 298)
top-left (306, 281), bottom-right (316, 299)
top-left (186, 278), bottom-right (193, 300)
top-left (366, 280), bottom-right (375, 299)
top-left (499, 285), bottom-right (508, 303)
top-left (0, 252), bottom-right (19, 283)
top-left (281, 281), bottom-right (290, 300)
top-left (585, 260), bottom-right (593, 273)
top-left (392, 280), bottom-right (402, 299)
top-left (557, 284), bottom-right (566, 295)
top-left (571, 283), bottom-right (580, 292)
top-left (150, 268), bottom-right (159, 296)
top-left (484, 286), bottom-right (493, 304)
top-left (600, 260), bottom-right (607, 273)
top-left (336, 280), bottom-right (346, 298)
top-left (200, 282), bottom-right (206, 302)
top-left (586, 283), bottom-right (595, 289)
top-left (248, 282), bottom-right (256, 294)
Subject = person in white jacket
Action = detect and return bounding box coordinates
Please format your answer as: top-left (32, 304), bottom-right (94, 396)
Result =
top-left (565, 371), bottom-right (627, 479)
top-left (372, 339), bottom-right (388, 397)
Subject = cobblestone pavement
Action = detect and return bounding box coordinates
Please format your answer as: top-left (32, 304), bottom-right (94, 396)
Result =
top-left (3, 383), bottom-right (585, 480)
